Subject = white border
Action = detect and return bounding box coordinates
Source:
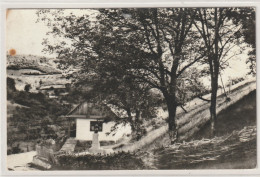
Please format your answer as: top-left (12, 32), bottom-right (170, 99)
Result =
top-left (1, 0), bottom-right (259, 176)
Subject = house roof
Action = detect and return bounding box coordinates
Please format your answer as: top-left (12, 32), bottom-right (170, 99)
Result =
top-left (65, 101), bottom-right (120, 120)
top-left (39, 84), bottom-right (66, 90)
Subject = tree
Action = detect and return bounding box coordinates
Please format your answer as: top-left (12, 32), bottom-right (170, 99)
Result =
top-left (24, 84), bottom-right (32, 92)
top-left (54, 89), bottom-right (60, 96)
top-left (91, 74), bottom-right (159, 137)
top-left (7, 77), bottom-right (16, 100)
top-left (234, 8), bottom-right (256, 76)
top-left (179, 67), bottom-right (210, 103)
top-left (38, 8), bottom-right (207, 142)
top-left (194, 8), bottom-right (245, 133)
top-left (7, 77), bottom-right (16, 91)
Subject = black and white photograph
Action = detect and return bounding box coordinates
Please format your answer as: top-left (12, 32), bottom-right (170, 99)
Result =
top-left (4, 6), bottom-right (257, 171)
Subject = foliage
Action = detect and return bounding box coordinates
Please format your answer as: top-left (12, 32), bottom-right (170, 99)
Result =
top-left (53, 151), bottom-right (145, 170)
top-left (7, 144), bottom-right (24, 155)
top-left (24, 84), bottom-right (32, 92)
top-left (89, 73), bottom-right (160, 135)
top-left (7, 89), bottom-right (70, 148)
top-left (239, 8), bottom-right (256, 76)
top-left (60, 86), bottom-right (94, 104)
top-left (225, 8), bottom-right (256, 76)
top-left (7, 77), bottom-right (16, 91)
top-left (37, 8), bottom-right (207, 141)
top-left (227, 77), bottom-right (245, 87)
top-left (7, 77), bottom-right (16, 100)
top-left (37, 7), bottom-right (255, 140)
top-left (194, 8), bottom-right (248, 132)
top-left (7, 54), bottom-right (62, 74)
top-left (178, 68), bottom-right (211, 102)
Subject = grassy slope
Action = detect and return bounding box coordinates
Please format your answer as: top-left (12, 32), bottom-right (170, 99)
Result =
top-left (192, 90), bottom-right (256, 140)
top-left (152, 90), bottom-right (256, 169)
top-left (177, 78), bottom-right (256, 140)
top-left (7, 100), bottom-right (29, 118)
top-left (7, 54), bottom-right (70, 91)
top-left (115, 78), bottom-right (256, 152)
top-left (7, 54), bottom-right (61, 74)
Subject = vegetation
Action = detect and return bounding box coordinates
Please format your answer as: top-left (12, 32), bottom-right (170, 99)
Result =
top-left (5, 8), bottom-right (256, 171)
top-left (37, 8), bottom-right (205, 142)
top-left (193, 8), bottom-right (254, 134)
top-left (24, 84), bottom-right (32, 92)
top-left (7, 77), bottom-right (16, 91)
top-left (7, 54), bottom-right (61, 74)
top-left (37, 7), bottom-right (255, 141)
top-left (232, 8), bottom-right (256, 76)
top-left (7, 79), bottom-right (70, 154)
top-left (53, 151), bottom-right (145, 170)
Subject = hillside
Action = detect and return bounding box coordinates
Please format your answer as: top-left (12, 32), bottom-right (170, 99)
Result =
top-left (7, 100), bottom-right (29, 118)
top-left (7, 54), bottom-right (61, 74)
top-left (7, 54), bottom-right (71, 92)
top-left (113, 78), bottom-right (256, 152)
top-left (146, 90), bottom-right (256, 169)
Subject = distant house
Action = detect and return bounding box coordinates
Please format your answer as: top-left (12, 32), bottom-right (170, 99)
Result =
top-left (65, 101), bottom-right (131, 142)
top-left (39, 84), bottom-right (67, 98)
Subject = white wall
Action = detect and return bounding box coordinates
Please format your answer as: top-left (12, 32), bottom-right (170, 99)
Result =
top-left (76, 118), bottom-right (131, 142)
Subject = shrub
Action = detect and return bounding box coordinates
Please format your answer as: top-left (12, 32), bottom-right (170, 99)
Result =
top-left (7, 77), bottom-right (16, 91)
top-left (24, 84), bottom-right (32, 92)
top-left (53, 151), bottom-right (145, 170)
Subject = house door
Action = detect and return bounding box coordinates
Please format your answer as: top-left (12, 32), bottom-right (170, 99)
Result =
top-left (70, 122), bottom-right (76, 137)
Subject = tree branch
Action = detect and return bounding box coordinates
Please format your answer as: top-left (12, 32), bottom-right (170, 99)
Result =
top-left (198, 95), bottom-right (211, 102)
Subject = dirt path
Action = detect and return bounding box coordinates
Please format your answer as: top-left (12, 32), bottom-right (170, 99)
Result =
top-left (7, 151), bottom-right (39, 171)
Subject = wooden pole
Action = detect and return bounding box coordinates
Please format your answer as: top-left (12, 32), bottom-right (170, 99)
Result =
top-left (68, 117), bottom-right (71, 138)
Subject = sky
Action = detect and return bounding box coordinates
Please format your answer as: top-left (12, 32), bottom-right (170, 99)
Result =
top-left (6, 9), bottom-right (253, 85)
top-left (6, 10), bottom-right (51, 57)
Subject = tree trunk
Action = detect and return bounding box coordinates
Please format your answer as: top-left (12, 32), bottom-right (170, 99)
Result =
top-left (165, 95), bottom-right (178, 143)
top-left (68, 119), bottom-right (71, 137)
top-left (126, 108), bottom-right (136, 132)
top-left (135, 109), bottom-right (141, 123)
top-left (135, 109), bottom-right (141, 130)
top-left (209, 7), bottom-right (220, 137)
top-left (210, 75), bottom-right (218, 136)
top-left (209, 59), bottom-right (219, 136)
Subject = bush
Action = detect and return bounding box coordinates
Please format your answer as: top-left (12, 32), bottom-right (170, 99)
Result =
top-left (74, 141), bottom-right (92, 152)
top-left (7, 89), bottom-right (70, 154)
top-left (231, 77), bottom-right (245, 86)
top-left (7, 144), bottom-right (24, 155)
top-left (100, 141), bottom-right (115, 146)
top-left (53, 151), bottom-right (145, 170)
top-left (7, 77), bottom-right (16, 91)
top-left (24, 84), bottom-right (32, 92)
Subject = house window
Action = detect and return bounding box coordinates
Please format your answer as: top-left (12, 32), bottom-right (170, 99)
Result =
top-left (90, 121), bottom-right (103, 132)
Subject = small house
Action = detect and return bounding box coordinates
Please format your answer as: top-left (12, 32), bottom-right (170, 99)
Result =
top-left (39, 84), bottom-right (67, 98)
top-left (65, 101), bottom-right (131, 142)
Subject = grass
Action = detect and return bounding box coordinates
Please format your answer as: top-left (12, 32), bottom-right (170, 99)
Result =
top-left (192, 90), bottom-right (256, 140)
top-left (118, 79), bottom-right (256, 151)
top-left (151, 91), bottom-right (256, 169)
top-left (177, 79), bottom-right (256, 141)
top-left (7, 100), bottom-right (29, 117)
